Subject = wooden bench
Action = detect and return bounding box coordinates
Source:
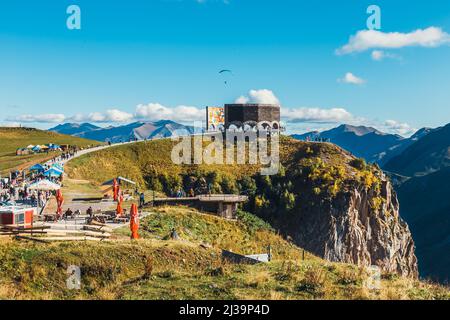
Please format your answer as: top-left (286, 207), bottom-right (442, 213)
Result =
top-left (44, 214), bottom-right (58, 222)
top-left (113, 217), bottom-right (129, 224)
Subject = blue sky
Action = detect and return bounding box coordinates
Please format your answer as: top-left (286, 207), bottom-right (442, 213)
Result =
top-left (1, 0), bottom-right (450, 135)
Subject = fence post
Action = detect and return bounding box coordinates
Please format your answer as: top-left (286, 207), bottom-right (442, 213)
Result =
top-left (267, 245), bottom-right (272, 262)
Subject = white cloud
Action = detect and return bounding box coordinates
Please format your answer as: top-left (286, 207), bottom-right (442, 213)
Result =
top-left (338, 72), bottom-right (366, 85)
top-left (337, 27), bottom-right (450, 55)
top-left (235, 89), bottom-right (356, 125)
top-left (7, 109), bottom-right (134, 124)
top-left (371, 50), bottom-right (401, 61)
top-left (4, 103), bottom-right (204, 126)
top-left (235, 89), bottom-right (280, 105)
top-left (2, 88), bottom-right (416, 138)
top-left (382, 119), bottom-right (417, 136)
top-left (235, 96), bottom-right (249, 104)
top-left (135, 103), bottom-right (204, 123)
top-left (0, 122), bottom-right (22, 128)
top-left (6, 113), bottom-right (66, 123)
top-left (371, 50), bottom-right (385, 61)
top-left (70, 109), bottom-right (134, 123)
top-left (282, 107), bottom-right (354, 124)
top-left (285, 116), bottom-right (416, 137)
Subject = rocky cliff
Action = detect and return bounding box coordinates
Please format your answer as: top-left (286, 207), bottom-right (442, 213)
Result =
top-left (255, 139), bottom-right (420, 278)
top-left (280, 163), bottom-right (418, 278)
top-left (325, 177), bottom-right (417, 277)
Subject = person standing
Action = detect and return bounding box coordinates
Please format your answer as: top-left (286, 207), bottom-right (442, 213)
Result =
top-left (139, 192), bottom-right (145, 208)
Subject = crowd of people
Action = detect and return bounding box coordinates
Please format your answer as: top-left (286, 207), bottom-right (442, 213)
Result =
top-left (0, 161), bottom-right (64, 211)
top-left (304, 136), bottom-right (332, 143)
top-left (49, 150), bottom-right (77, 163)
top-left (0, 175), bottom-right (52, 209)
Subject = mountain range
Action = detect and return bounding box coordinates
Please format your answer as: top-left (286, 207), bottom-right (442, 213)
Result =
top-left (386, 123), bottom-right (450, 283)
top-left (292, 124), bottom-right (432, 165)
top-left (396, 167), bottom-right (450, 283)
top-left (49, 120), bottom-right (198, 143)
top-left (49, 123), bottom-right (101, 136)
top-left (384, 123), bottom-right (450, 177)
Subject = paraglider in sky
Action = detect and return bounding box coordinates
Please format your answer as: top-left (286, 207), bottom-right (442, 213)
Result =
top-left (219, 69), bottom-right (233, 85)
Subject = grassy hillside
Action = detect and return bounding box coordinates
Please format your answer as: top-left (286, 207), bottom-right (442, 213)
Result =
top-left (0, 127), bottom-right (102, 174)
top-left (67, 136), bottom-right (370, 193)
top-left (116, 206), bottom-right (303, 261)
top-left (66, 138), bottom-right (262, 187)
top-left (1, 206), bottom-right (448, 300)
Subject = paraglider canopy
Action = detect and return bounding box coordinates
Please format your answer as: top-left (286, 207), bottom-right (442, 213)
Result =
top-left (219, 69), bottom-right (233, 85)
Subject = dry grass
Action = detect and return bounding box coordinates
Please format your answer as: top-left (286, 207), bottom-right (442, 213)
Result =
top-left (0, 235), bottom-right (448, 300)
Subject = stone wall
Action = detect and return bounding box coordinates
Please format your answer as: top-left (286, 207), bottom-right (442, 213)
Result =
top-left (224, 104), bottom-right (280, 129)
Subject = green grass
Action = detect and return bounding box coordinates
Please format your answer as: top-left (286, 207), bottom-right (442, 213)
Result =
top-left (66, 138), bottom-right (263, 187)
top-left (66, 136), bottom-right (369, 191)
top-left (0, 210), bottom-right (448, 301)
top-left (119, 206), bottom-right (303, 260)
top-left (0, 127), bottom-right (102, 174)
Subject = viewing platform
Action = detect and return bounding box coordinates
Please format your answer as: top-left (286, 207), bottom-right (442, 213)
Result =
top-left (151, 194), bottom-right (248, 220)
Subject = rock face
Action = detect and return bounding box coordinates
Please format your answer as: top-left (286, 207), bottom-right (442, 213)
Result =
top-left (292, 174), bottom-right (418, 278)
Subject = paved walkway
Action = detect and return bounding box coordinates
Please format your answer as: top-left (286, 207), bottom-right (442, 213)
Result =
top-left (59, 140), bottom-right (140, 166)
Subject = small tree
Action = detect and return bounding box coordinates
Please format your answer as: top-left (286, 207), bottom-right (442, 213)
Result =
top-left (350, 158), bottom-right (367, 171)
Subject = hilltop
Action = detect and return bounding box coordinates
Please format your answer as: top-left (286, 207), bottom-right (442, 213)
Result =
top-left (67, 136), bottom-right (418, 278)
top-left (0, 206), bottom-right (448, 300)
top-left (0, 127), bottom-right (102, 174)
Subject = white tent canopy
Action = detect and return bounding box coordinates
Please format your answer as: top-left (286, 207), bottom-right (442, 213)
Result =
top-left (28, 179), bottom-right (61, 191)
